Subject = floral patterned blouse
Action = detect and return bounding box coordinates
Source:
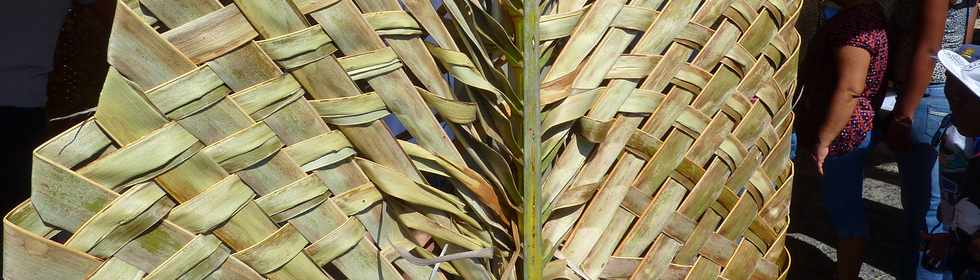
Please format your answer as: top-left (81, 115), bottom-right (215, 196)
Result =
top-left (797, 2), bottom-right (889, 156)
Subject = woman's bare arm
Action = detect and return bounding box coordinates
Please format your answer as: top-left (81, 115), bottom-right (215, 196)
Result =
top-left (811, 46), bottom-right (871, 175)
top-left (966, 4), bottom-right (976, 44)
top-left (895, 0), bottom-right (950, 121)
top-left (888, 0), bottom-right (950, 150)
top-left (817, 46), bottom-right (871, 149)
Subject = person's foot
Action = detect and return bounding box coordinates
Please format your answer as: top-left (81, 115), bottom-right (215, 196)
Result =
top-left (837, 238), bottom-right (867, 280)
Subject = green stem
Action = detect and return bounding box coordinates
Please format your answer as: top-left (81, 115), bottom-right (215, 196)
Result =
top-left (520, 0), bottom-right (542, 278)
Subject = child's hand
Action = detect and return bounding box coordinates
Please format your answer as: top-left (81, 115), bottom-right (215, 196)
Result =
top-left (921, 232), bottom-right (952, 261)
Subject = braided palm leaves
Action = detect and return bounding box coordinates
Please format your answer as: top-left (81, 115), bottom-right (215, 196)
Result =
top-left (536, 0), bottom-right (799, 277)
top-left (3, 0), bottom-right (799, 279)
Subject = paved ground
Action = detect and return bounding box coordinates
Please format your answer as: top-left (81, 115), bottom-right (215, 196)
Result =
top-left (788, 146), bottom-right (904, 280)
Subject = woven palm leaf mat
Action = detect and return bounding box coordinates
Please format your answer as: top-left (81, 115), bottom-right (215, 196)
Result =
top-left (3, 0), bottom-right (800, 278)
top-left (536, 0), bottom-right (799, 277)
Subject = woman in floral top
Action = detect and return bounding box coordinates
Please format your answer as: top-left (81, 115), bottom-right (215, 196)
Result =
top-left (796, 0), bottom-right (888, 278)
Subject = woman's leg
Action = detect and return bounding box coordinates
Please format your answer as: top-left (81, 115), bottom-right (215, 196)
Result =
top-left (895, 84), bottom-right (954, 280)
top-left (822, 135), bottom-right (874, 280)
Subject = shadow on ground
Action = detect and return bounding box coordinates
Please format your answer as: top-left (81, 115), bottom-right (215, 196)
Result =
top-left (788, 146), bottom-right (907, 280)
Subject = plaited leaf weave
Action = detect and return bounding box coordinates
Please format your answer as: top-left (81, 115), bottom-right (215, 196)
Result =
top-left (3, 0), bottom-right (799, 278)
top-left (6, 0), bottom-right (518, 279)
top-left (536, 0), bottom-right (800, 278)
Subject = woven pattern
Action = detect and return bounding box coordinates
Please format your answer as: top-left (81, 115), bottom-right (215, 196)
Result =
top-left (4, 0), bottom-right (516, 279)
top-left (3, 0), bottom-right (800, 278)
top-left (536, 0), bottom-right (800, 278)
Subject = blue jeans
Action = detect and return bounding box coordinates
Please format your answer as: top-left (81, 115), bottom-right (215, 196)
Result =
top-left (894, 84), bottom-right (953, 280)
top-left (822, 134), bottom-right (874, 239)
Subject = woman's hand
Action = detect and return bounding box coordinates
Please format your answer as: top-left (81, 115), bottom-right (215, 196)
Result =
top-left (885, 114), bottom-right (914, 152)
top-left (810, 144), bottom-right (830, 176)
